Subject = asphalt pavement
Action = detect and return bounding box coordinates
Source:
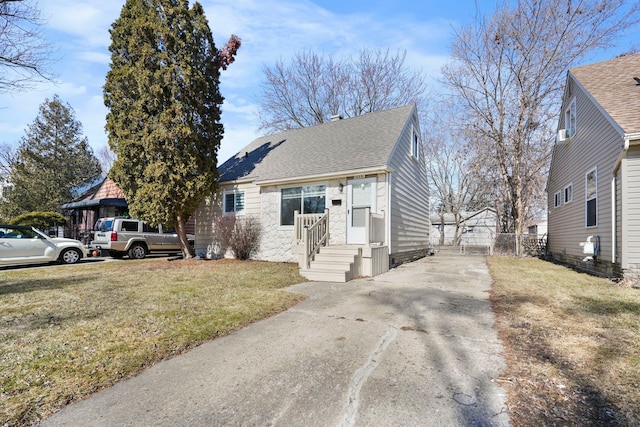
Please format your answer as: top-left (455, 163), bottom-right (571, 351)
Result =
top-left (42, 254), bottom-right (511, 427)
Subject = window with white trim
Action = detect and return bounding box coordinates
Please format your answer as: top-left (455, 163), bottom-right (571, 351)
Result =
top-left (565, 98), bottom-right (576, 138)
top-left (411, 127), bottom-right (420, 158)
top-left (224, 191), bottom-right (245, 214)
top-left (554, 191), bottom-right (562, 208)
top-left (280, 185), bottom-right (326, 226)
top-left (564, 183), bottom-right (573, 204)
top-left (586, 168), bottom-right (597, 227)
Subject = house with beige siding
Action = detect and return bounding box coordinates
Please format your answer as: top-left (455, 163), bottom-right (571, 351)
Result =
top-left (195, 104), bottom-right (430, 282)
top-left (547, 53), bottom-right (640, 279)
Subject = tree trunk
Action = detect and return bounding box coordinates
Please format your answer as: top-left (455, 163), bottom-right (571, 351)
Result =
top-left (176, 215), bottom-right (195, 259)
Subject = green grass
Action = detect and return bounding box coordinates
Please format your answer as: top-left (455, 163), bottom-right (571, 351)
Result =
top-left (0, 258), bottom-right (305, 426)
top-left (488, 257), bottom-right (640, 426)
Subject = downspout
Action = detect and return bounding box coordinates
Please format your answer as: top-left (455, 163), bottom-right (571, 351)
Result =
top-left (612, 176), bottom-right (617, 263)
top-left (611, 137), bottom-right (629, 264)
top-left (386, 172), bottom-right (392, 255)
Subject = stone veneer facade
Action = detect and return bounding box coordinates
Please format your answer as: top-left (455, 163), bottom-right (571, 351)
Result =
top-left (197, 178), bottom-right (385, 262)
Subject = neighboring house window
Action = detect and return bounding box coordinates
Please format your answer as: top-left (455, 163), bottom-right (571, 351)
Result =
top-left (586, 168), bottom-right (597, 227)
top-left (565, 98), bottom-right (576, 138)
top-left (554, 191), bottom-right (562, 208)
top-left (564, 184), bottom-right (573, 204)
top-left (280, 185), bottom-right (326, 226)
top-left (411, 129), bottom-right (420, 158)
top-left (224, 191), bottom-right (245, 214)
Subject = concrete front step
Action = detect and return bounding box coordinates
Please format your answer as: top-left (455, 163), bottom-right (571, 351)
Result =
top-left (300, 269), bottom-right (349, 282)
top-left (309, 260), bottom-right (353, 271)
top-left (316, 247), bottom-right (360, 255)
top-left (313, 253), bottom-right (356, 262)
top-left (299, 245), bottom-right (360, 283)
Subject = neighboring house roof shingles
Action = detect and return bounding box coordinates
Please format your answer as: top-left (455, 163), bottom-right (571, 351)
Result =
top-left (218, 104), bottom-right (416, 183)
top-left (570, 53), bottom-right (640, 134)
top-left (61, 177), bottom-right (127, 210)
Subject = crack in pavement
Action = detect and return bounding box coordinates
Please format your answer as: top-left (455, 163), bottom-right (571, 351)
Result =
top-left (339, 325), bottom-right (398, 427)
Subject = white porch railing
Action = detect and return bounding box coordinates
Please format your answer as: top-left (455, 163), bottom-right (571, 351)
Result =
top-left (294, 209), bottom-right (329, 269)
top-left (365, 208), bottom-right (385, 245)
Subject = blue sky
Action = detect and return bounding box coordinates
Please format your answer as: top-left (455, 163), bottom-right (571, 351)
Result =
top-left (0, 0), bottom-right (637, 165)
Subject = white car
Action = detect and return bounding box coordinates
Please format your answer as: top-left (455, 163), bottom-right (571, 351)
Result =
top-left (0, 224), bottom-right (89, 267)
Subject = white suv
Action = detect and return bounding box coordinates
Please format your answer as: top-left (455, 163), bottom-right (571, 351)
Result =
top-left (0, 225), bottom-right (88, 267)
top-left (90, 217), bottom-right (193, 259)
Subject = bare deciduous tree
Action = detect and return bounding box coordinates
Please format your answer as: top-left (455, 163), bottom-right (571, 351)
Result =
top-left (0, 142), bottom-right (15, 178)
top-left (425, 110), bottom-right (492, 246)
top-left (0, 0), bottom-right (53, 93)
top-left (257, 48), bottom-right (428, 133)
top-left (442, 0), bottom-right (640, 248)
top-left (96, 145), bottom-right (116, 176)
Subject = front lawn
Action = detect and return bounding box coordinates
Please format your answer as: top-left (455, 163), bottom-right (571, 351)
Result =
top-left (489, 257), bottom-right (640, 426)
top-left (0, 258), bottom-right (305, 426)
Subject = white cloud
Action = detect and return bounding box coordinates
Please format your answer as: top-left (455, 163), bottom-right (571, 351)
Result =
top-left (41, 2), bottom-right (122, 48)
top-left (77, 51), bottom-right (111, 65)
top-left (1, 0), bottom-right (459, 162)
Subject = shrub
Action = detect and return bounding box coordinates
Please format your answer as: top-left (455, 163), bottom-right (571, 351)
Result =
top-left (9, 211), bottom-right (67, 230)
top-left (215, 215), bottom-right (261, 260)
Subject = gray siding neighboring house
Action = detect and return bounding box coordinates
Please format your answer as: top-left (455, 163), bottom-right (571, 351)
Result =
top-left (195, 104), bottom-right (430, 281)
top-left (547, 53), bottom-right (640, 278)
top-left (430, 207), bottom-right (498, 247)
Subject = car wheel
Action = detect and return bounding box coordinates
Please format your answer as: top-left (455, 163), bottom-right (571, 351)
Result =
top-left (59, 248), bottom-right (82, 264)
top-left (128, 243), bottom-right (147, 259)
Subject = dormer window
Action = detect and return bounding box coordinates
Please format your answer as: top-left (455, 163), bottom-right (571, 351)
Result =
top-left (565, 98), bottom-right (576, 138)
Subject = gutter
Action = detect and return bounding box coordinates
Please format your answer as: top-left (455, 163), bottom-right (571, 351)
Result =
top-left (612, 132), bottom-right (640, 263)
top-left (61, 197), bottom-right (128, 210)
top-left (254, 166), bottom-right (393, 186)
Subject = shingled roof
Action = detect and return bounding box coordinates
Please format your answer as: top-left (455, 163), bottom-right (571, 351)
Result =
top-left (218, 104), bottom-right (416, 183)
top-left (61, 177), bottom-right (127, 210)
top-left (570, 53), bottom-right (640, 134)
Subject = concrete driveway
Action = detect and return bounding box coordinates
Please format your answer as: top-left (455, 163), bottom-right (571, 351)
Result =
top-left (43, 255), bottom-right (511, 427)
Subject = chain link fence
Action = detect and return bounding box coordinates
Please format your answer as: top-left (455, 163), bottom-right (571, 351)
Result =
top-left (493, 233), bottom-right (547, 257)
top-left (431, 233), bottom-right (548, 257)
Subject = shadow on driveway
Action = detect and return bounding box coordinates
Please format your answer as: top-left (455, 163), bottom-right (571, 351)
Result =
top-left (43, 254), bottom-right (511, 427)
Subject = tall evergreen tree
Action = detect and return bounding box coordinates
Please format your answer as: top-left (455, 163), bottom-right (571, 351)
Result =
top-left (104, 0), bottom-right (240, 258)
top-left (2, 94), bottom-right (101, 217)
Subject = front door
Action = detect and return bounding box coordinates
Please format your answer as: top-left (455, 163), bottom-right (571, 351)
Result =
top-left (347, 177), bottom-right (376, 244)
